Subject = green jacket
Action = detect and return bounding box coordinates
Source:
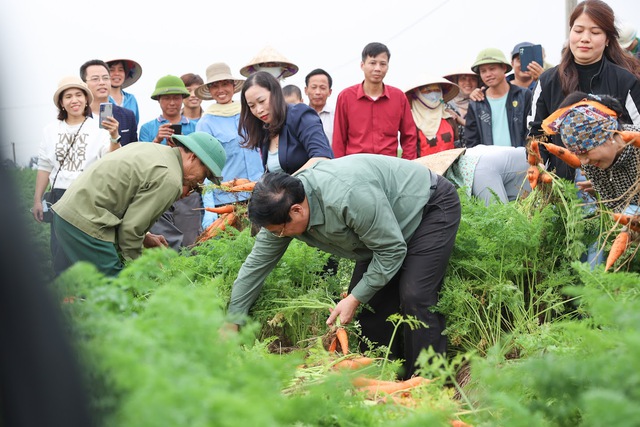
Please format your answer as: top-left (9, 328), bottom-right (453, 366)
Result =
top-left (228, 153), bottom-right (437, 322)
top-left (53, 143), bottom-right (183, 260)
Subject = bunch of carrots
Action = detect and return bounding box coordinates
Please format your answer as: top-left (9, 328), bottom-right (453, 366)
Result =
top-left (526, 139), bottom-right (552, 190)
top-left (605, 213), bottom-right (640, 271)
top-left (196, 208), bottom-right (238, 243)
top-left (219, 178), bottom-right (256, 193)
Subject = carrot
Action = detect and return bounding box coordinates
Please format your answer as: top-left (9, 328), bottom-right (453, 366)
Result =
top-left (336, 327), bottom-right (349, 355)
top-left (328, 337), bottom-right (337, 353)
top-left (528, 139), bottom-right (542, 165)
top-left (540, 141), bottom-right (581, 168)
top-left (450, 421), bottom-right (474, 427)
top-left (605, 230), bottom-right (630, 271)
top-left (527, 165), bottom-right (540, 190)
top-left (228, 181), bottom-right (256, 192)
top-left (220, 178), bottom-right (252, 187)
top-left (351, 376), bottom-right (395, 387)
top-left (612, 213), bottom-right (640, 232)
top-left (539, 171), bottom-right (553, 184)
top-left (332, 357), bottom-right (375, 370)
top-left (196, 212), bottom-right (238, 243)
top-left (204, 205), bottom-right (235, 214)
top-left (357, 376), bottom-right (430, 395)
top-left (612, 130), bottom-right (640, 147)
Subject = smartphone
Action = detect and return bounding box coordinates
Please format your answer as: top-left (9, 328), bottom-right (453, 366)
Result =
top-left (99, 102), bottom-right (113, 129)
top-left (169, 124), bottom-right (182, 135)
top-left (520, 44), bottom-right (543, 70)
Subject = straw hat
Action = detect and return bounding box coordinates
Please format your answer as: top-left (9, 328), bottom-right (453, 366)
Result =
top-left (239, 46), bottom-right (299, 78)
top-left (443, 69), bottom-right (479, 84)
top-left (404, 75), bottom-right (460, 103)
top-left (194, 62), bottom-right (245, 100)
top-left (53, 76), bottom-right (94, 107)
top-left (412, 148), bottom-right (466, 175)
top-left (105, 58), bottom-right (142, 88)
top-left (471, 48), bottom-right (512, 74)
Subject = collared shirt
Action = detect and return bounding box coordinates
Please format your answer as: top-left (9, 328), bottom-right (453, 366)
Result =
top-left (139, 115), bottom-right (196, 144)
top-left (316, 104), bottom-right (334, 146)
top-left (332, 83), bottom-right (417, 160)
top-left (196, 112), bottom-right (264, 227)
top-left (52, 143), bottom-right (183, 260)
top-left (109, 90), bottom-right (140, 125)
top-left (227, 154), bottom-right (435, 323)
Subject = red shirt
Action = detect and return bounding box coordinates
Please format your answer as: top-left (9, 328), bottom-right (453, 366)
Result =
top-left (332, 83), bottom-right (417, 160)
top-left (417, 119), bottom-right (456, 157)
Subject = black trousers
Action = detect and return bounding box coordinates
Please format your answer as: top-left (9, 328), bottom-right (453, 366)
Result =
top-left (348, 177), bottom-right (461, 379)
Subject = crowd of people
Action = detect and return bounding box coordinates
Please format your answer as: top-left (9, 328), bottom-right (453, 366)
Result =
top-left (31, 0), bottom-right (640, 379)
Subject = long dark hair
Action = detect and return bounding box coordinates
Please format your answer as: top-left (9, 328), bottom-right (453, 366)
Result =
top-left (559, 0), bottom-right (640, 95)
top-left (238, 71), bottom-right (288, 149)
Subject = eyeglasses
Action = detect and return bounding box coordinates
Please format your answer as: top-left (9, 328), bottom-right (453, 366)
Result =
top-left (268, 222), bottom-right (287, 238)
top-left (87, 75), bottom-right (111, 83)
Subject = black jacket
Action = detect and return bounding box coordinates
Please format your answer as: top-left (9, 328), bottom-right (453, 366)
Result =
top-left (464, 83), bottom-right (532, 148)
top-left (529, 56), bottom-right (640, 180)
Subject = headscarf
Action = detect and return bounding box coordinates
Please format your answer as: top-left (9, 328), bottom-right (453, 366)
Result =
top-left (204, 102), bottom-right (241, 117)
top-left (542, 99), bottom-right (618, 154)
top-left (410, 88), bottom-right (453, 139)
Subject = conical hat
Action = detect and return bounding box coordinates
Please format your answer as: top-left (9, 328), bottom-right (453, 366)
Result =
top-left (412, 148), bottom-right (466, 175)
top-left (404, 75), bottom-right (460, 103)
top-left (105, 58), bottom-right (142, 88)
top-left (239, 46), bottom-right (299, 78)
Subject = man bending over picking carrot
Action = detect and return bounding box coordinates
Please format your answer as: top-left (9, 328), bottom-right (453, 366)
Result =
top-left (225, 154), bottom-right (461, 379)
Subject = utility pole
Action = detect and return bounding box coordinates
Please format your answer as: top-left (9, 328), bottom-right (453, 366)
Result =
top-left (12, 142), bottom-right (16, 165)
top-left (566, 0), bottom-right (578, 39)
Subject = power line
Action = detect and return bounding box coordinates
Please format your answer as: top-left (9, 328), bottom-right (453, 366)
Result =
top-left (330, 0), bottom-right (454, 73)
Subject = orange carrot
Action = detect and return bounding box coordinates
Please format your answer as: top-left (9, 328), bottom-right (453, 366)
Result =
top-left (332, 357), bottom-right (375, 370)
top-left (351, 376), bottom-right (395, 387)
top-left (450, 421), bottom-right (474, 427)
top-left (228, 181), bottom-right (256, 192)
top-left (357, 376), bottom-right (430, 394)
top-left (196, 212), bottom-right (237, 243)
top-left (527, 165), bottom-right (540, 190)
top-left (605, 230), bottom-right (630, 271)
top-left (336, 327), bottom-right (349, 355)
top-left (613, 130), bottom-right (640, 147)
top-left (220, 178), bottom-right (252, 187)
top-left (539, 171), bottom-right (553, 184)
top-left (540, 141), bottom-right (581, 168)
top-left (528, 139), bottom-right (542, 165)
top-left (612, 213), bottom-right (640, 232)
top-left (328, 337), bottom-right (337, 353)
top-left (204, 205), bottom-right (235, 214)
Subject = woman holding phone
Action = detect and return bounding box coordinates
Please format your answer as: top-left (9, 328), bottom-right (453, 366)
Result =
top-left (32, 76), bottom-right (120, 275)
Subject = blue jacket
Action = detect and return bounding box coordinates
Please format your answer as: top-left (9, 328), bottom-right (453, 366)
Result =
top-left (260, 103), bottom-right (334, 174)
top-left (113, 105), bottom-right (138, 146)
top-left (464, 84), bottom-right (532, 148)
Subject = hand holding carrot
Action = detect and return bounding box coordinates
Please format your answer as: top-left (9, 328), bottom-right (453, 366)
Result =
top-left (326, 294), bottom-right (360, 327)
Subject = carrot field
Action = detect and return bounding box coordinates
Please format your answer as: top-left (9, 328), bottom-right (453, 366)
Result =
top-left (10, 167), bottom-right (640, 427)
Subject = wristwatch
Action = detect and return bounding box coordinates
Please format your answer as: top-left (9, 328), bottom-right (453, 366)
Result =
top-left (110, 135), bottom-right (122, 143)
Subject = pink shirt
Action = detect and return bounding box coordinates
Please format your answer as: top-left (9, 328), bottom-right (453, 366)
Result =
top-left (332, 83), bottom-right (417, 160)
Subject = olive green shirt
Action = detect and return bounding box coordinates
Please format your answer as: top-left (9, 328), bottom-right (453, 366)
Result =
top-left (53, 143), bottom-right (183, 261)
top-left (228, 153), bottom-right (437, 323)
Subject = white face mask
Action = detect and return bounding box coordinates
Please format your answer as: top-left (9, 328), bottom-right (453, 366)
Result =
top-left (418, 91), bottom-right (443, 108)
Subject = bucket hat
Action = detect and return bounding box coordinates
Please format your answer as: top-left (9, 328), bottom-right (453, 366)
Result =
top-left (618, 22), bottom-right (637, 49)
top-left (239, 46), bottom-right (299, 79)
top-left (53, 76), bottom-right (94, 107)
top-left (105, 58), bottom-right (142, 88)
top-left (404, 75), bottom-right (460, 103)
top-left (172, 132), bottom-right (227, 184)
top-left (412, 148), bottom-right (466, 175)
top-left (151, 75), bottom-right (191, 100)
top-left (194, 62), bottom-right (245, 100)
top-left (510, 42), bottom-right (535, 59)
top-left (471, 48), bottom-right (512, 74)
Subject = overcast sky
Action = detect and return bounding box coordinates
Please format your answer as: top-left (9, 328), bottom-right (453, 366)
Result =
top-left (1, 0), bottom-right (638, 165)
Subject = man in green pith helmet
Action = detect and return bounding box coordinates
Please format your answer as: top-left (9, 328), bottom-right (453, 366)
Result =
top-left (51, 132), bottom-right (226, 276)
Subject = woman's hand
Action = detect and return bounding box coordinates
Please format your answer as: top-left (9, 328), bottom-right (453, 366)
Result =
top-left (469, 86), bottom-right (486, 102)
top-left (526, 61), bottom-right (544, 81)
top-left (576, 179), bottom-right (595, 196)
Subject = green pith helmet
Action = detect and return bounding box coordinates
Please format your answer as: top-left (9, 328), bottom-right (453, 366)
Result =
top-left (150, 75), bottom-right (191, 100)
top-left (471, 48), bottom-right (512, 74)
top-left (172, 132), bottom-right (227, 184)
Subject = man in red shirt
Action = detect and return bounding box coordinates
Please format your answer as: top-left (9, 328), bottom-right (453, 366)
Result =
top-left (332, 42), bottom-right (417, 160)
